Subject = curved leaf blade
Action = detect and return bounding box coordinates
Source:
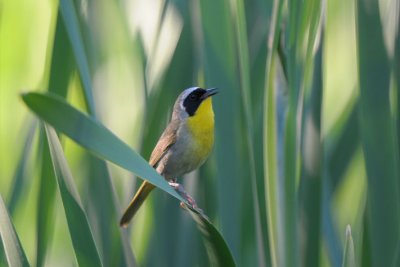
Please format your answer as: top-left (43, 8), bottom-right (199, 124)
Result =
top-left (45, 126), bottom-right (103, 267)
top-left (22, 92), bottom-right (180, 200)
top-left (187, 209), bottom-right (236, 267)
top-left (0, 193), bottom-right (30, 267)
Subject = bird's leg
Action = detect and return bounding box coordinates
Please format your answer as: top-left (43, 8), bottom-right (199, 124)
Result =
top-left (168, 180), bottom-right (198, 209)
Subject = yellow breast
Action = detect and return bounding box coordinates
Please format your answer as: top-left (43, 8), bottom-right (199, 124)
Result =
top-left (186, 98), bottom-right (215, 161)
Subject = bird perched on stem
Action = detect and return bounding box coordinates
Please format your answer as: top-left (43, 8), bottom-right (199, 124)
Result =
top-left (120, 87), bottom-right (218, 227)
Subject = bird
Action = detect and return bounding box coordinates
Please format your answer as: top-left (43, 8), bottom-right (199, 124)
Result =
top-left (120, 87), bottom-right (218, 227)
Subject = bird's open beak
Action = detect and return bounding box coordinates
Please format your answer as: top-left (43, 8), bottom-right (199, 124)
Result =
top-left (201, 88), bottom-right (218, 100)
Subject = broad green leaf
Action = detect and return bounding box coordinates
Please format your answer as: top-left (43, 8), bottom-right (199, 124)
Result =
top-left (45, 126), bottom-right (103, 266)
top-left (342, 225), bottom-right (356, 267)
top-left (356, 0), bottom-right (400, 266)
top-left (22, 92), bottom-right (236, 267)
top-left (0, 193), bottom-right (30, 267)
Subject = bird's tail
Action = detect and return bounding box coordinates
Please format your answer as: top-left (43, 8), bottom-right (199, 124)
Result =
top-left (120, 181), bottom-right (155, 227)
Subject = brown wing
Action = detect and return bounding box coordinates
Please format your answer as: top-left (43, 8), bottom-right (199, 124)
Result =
top-left (149, 120), bottom-right (178, 167)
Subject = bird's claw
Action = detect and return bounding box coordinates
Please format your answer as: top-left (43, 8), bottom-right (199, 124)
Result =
top-left (168, 181), bottom-right (201, 211)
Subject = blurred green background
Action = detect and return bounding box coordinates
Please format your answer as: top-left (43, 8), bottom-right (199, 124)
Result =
top-left (1, 0), bottom-right (399, 266)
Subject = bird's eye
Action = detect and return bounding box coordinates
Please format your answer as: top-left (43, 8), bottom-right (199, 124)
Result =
top-left (189, 94), bottom-right (197, 101)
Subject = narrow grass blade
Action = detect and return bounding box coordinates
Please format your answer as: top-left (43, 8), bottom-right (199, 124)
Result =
top-left (35, 128), bottom-right (57, 267)
top-left (299, 23), bottom-right (324, 267)
top-left (7, 121), bottom-right (36, 214)
top-left (86, 156), bottom-right (137, 267)
top-left (59, 0), bottom-right (95, 113)
top-left (323, 102), bottom-right (360, 267)
top-left (263, 0), bottom-right (285, 266)
top-left (45, 126), bottom-right (103, 267)
top-left (342, 225), bottom-right (356, 267)
top-left (0, 241), bottom-right (4, 266)
top-left (232, 0), bottom-right (266, 266)
top-left (54, 5), bottom-right (136, 264)
top-left (199, 0), bottom-right (241, 259)
top-left (361, 214), bottom-right (371, 267)
top-left (324, 102), bottom-right (360, 191)
top-left (356, 0), bottom-right (400, 266)
top-left (395, 0), bottom-right (400, 184)
top-left (36, 11), bottom-right (74, 267)
top-left (322, 184), bottom-right (342, 267)
top-left (0, 193), bottom-right (30, 267)
top-left (47, 10), bottom-right (75, 97)
top-left (23, 92), bottom-right (236, 266)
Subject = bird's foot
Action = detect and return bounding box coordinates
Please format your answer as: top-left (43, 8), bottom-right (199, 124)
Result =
top-left (168, 181), bottom-right (181, 190)
top-left (168, 181), bottom-right (203, 214)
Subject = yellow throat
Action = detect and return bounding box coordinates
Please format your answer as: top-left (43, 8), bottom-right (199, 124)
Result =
top-left (186, 97), bottom-right (215, 158)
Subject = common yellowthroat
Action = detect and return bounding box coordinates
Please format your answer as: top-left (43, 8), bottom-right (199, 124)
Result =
top-left (120, 87), bottom-right (218, 227)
